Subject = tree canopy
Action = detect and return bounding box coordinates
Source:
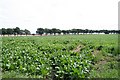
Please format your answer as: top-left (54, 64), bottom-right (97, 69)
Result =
top-left (0, 27), bottom-right (120, 36)
top-left (0, 27), bottom-right (31, 35)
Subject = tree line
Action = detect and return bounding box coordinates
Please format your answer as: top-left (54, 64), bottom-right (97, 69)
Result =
top-left (36, 28), bottom-right (120, 35)
top-left (0, 27), bottom-right (31, 36)
top-left (0, 27), bottom-right (120, 36)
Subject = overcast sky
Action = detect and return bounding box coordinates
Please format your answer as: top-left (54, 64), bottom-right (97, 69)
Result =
top-left (0, 0), bottom-right (119, 33)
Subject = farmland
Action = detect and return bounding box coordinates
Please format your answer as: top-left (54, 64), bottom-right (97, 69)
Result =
top-left (1, 34), bottom-right (120, 79)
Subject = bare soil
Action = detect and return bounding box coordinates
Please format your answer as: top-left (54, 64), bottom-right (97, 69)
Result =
top-left (72, 45), bottom-right (84, 53)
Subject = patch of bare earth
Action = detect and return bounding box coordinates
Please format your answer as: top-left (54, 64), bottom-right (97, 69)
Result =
top-left (92, 50), bottom-right (107, 64)
top-left (92, 50), bottom-right (100, 56)
top-left (93, 50), bottom-right (115, 64)
top-left (72, 45), bottom-right (84, 53)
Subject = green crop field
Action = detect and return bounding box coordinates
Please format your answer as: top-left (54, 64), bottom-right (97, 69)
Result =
top-left (1, 34), bottom-right (120, 79)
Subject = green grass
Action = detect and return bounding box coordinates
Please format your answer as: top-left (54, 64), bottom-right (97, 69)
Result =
top-left (90, 61), bottom-right (119, 78)
top-left (1, 34), bottom-right (119, 79)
